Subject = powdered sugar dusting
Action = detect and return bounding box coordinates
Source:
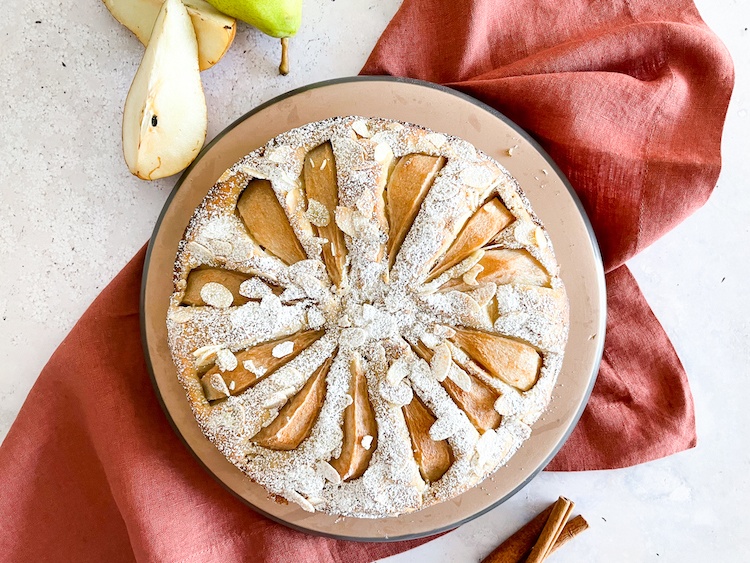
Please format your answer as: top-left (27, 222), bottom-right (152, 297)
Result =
top-left (167, 117), bottom-right (568, 518)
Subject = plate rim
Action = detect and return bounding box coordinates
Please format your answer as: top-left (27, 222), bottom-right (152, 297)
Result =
top-left (140, 76), bottom-right (606, 542)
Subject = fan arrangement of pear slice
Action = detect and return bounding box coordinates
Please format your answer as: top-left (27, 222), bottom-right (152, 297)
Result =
top-left (167, 117), bottom-right (569, 517)
top-left (104, 0), bottom-right (302, 180)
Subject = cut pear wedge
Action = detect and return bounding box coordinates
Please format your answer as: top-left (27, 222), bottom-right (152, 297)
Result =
top-left (330, 356), bottom-right (377, 481)
top-left (122, 0), bottom-right (207, 180)
top-left (443, 248), bottom-right (550, 291)
top-left (236, 179), bottom-right (307, 265)
top-left (303, 143), bottom-right (347, 286)
top-left (103, 0), bottom-right (236, 71)
top-left (252, 357), bottom-right (332, 450)
top-left (386, 154), bottom-right (445, 267)
top-left (402, 396), bottom-right (453, 483)
top-left (430, 197), bottom-right (514, 279)
top-left (200, 330), bottom-right (324, 400)
top-left (451, 328), bottom-right (541, 392)
top-left (411, 341), bottom-right (501, 432)
top-left (182, 268), bottom-right (252, 306)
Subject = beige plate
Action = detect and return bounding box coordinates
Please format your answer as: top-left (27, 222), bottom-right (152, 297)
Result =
top-left (141, 77), bottom-right (606, 541)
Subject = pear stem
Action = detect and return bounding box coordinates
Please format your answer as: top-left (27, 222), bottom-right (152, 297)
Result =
top-left (279, 37), bottom-right (289, 75)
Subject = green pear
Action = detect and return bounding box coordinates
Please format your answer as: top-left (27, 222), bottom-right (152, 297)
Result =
top-left (204, 0), bottom-right (302, 74)
top-left (122, 0), bottom-right (207, 180)
top-left (103, 0), bottom-right (236, 71)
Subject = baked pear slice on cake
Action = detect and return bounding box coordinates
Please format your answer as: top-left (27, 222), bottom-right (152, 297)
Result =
top-left (330, 356), bottom-right (378, 481)
top-left (252, 357), bottom-right (332, 450)
top-left (402, 396), bottom-right (453, 483)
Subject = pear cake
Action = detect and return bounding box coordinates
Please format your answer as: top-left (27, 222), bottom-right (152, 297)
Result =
top-left (167, 116), bottom-right (569, 518)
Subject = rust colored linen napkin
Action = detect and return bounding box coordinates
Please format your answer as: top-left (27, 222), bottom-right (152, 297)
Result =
top-left (0, 0), bottom-right (733, 561)
top-left (361, 0), bottom-right (733, 470)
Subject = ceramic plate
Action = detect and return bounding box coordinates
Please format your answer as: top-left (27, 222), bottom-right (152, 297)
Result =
top-left (141, 77), bottom-right (606, 541)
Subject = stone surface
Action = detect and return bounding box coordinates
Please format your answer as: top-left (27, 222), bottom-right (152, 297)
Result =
top-left (0, 0), bottom-right (748, 560)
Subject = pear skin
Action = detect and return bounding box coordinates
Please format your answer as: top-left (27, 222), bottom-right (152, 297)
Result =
top-left (430, 197), bottom-right (514, 279)
top-left (303, 143), bottom-right (347, 286)
top-left (451, 328), bottom-right (541, 391)
top-left (236, 179), bottom-right (307, 265)
top-left (252, 356), bottom-right (332, 450)
top-left (330, 356), bottom-right (378, 481)
top-left (200, 330), bottom-right (324, 400)
top-left (402, 396), bottom-right (453, 483)
top-left (386, 154), bottom-right (445, 268)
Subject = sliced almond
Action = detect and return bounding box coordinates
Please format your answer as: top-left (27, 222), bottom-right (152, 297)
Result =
top-left (200, 330), bottom-right (324, 399)
top-left (451, 328), bottom-right (541, 391)
top-left (402, 395), bottom-right (453, 483)
top-left (201, 372), bottom-right (231, 401)
top-left (252, 356), bottom-right (332, 450)
top-left (199, 282), bottom-right (233, 309)
top-left (183, 268), bottom-right (252, 306)
top-left (330, 355), bottom-right (378, 481)
top-left (430, 197), bottom-right (514, 279)
top-left (237, 179), bottom-right (307, 265)
top-left (303, 143), bottom-right (347, 286)
top-left (386, 154), bottom-right (445, 267)
top-left (430, 343), bottom-right (452, 382)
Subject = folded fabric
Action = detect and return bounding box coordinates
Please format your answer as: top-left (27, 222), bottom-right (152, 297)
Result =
top-left (0, 0), bottom-right (733, 561)
top-left (362, 0), bottom-right (733, 470)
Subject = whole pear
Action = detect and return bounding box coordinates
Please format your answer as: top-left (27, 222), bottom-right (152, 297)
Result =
top-left (204, 0), bottom-right (302, 74)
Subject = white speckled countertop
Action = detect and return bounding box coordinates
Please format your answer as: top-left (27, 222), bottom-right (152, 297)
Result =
top-left (1, 0), bottom-right (748, 560)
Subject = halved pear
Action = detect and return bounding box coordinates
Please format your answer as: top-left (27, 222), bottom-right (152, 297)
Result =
top-left (103, 0), bottom-right (236, 71)
top-left (330, 356), bottom-right (377, 481)
top-left (122, 0), bottom-right (207, 180)
top-left (402, 396), bottom-right (453, 483)
top-left (236, 179), bottom-right (307, 265)
top-left (410, 341), bottom-right (501, 432)
top-left (182, 267), bottom-right (252, 306)
top-left (303, 143), bottom-right (347, 286)
top-left (386, 154), bottom-right (445, 267)
top-left (443, 249), bottom-right (550, 291)
top-left (430, 197), bottom-right (514, 279)
top-left (451, 328), bottom-right (541, 391)
top-left (252, 356), bottom-right (332, 450)
top-left (200, 329), bottom-right (324, 400)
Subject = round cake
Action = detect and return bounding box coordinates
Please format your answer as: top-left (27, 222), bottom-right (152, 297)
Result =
top-left (167, 116), bottom-right (569, 518)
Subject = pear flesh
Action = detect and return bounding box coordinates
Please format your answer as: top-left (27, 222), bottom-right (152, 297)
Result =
top-left (122, 0), bottom-right (208, 180)
top-left (102, 0), bottom-right (236, 71)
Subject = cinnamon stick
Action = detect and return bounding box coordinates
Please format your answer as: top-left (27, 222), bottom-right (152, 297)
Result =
top-left (525, 497), bottom-right (573, 563)
top-left (549, 515), bottom-right (589, 555)
top-left (481, 503), bottom-right (555, 563)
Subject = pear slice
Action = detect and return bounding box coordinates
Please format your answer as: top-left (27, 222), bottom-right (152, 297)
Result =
top-left (182, 268), bottom-right (252, 306)
top-left (386, 154), bottom-right (445, 267)
top-left (303, 143), bottom-right (347, 286)
top-left (410, 341), bottom-right (500, 431)
top-left (442, 376), bottom-right (501, 432)
top-left (117, 0), bottom-right (235, 71)
top-left (236, 179), bottom-right (307, 265)
top-left (402, 396), bottom-right (453, 483)
top-left (103, 0), bottom-right (236, 71)
top-left (200, 329), bottom-right (324, 400)
top-left (252, 356), bottom-right (332, 450)
top-left (451, 328), bottom-right (541, 392)
top-left (430, 198), bottom-right (514, 279)
top-left (443, 249), bottom-right (550, 291)
top-left (122, 0), bottom-right (207, 180)
top-left (330, 356), bottom-right (377, 481)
